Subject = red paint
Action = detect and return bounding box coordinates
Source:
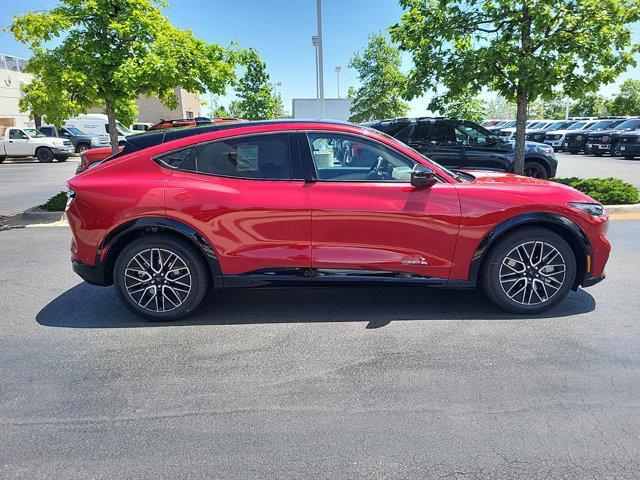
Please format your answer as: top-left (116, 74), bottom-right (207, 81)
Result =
top-left (67, 121), bottom-right (610, 284)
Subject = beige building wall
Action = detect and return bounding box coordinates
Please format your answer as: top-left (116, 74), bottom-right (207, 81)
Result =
top-left (136, 88), bottom-right (202, 123)
top-left (87, 88), bottom-right (202, 123)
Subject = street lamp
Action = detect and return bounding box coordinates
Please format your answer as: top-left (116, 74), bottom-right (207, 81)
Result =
top-left (335, 66), bottom-right (342, 98)
top-left (312, 35), bottom-right (319, 99)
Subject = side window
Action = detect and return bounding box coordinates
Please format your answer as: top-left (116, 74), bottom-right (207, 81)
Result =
top-left (428, 122), bottom-right (457, 146)
top-left (182, 134), bottom-right (293, 180)
top-left (409, 123), bottom-right (430, 143)
top-left (156, 148), bottom-right (193, 169)
top-left (455, 122), bottom-right (488, 146)
top-left (306, 132), bottom-right (414, 182)
top-left (9, 129), bottom-right (27, 140)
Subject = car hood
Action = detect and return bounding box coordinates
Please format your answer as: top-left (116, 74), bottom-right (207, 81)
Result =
top-left (586, 128), bottom-right (627, 137)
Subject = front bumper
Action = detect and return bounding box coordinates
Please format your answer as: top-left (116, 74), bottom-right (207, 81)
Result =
top-left (544, 139), bottom-right (564, 148)
top-left (582, 274), bottom-right (605, 288)
top-left (563, 139), bottom-right (586, 151)
top-left (616, 143), bottom-right (640, 156)
top-left (584, 142), bottom-right (611, 153)
top-left (52, 146), bottom-right (75, 156)
top-left (72, 259), bottom-right (108, 286)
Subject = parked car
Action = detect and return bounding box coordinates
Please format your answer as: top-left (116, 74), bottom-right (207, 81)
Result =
top-left (616, 130), bottom-right (640, 159)
top-left (584, 118), bottom-right (640, 156)
top-left (486, 120), bottom-right (516, 132)
top-left (65, 114), bottom-right (132, 144)
top-left (563, 119), bottom-right (627, 154)
top-left (38, 125), bottom-right (110, 153)
top-left (76, 146), bottom-right (123, 174)
top-left (496, 120), bottom-right (549, 141)
top-left (366, 117), bottom-right (557, 179)
top-left (0, 126), bottom-right (74, 163)
top-left (526, 120), bottom-right (576, 143)
top-left (148, 117), bottom-right (215, 131)
top-left (131, 122), bottom-right (153, 132)
top-left (543, 120), bottom-right (600, 151)
top-left (67, 120), bottom-right (609, 320)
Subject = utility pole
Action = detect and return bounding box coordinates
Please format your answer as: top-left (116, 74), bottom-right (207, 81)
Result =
top-left (335, 66), bottom-right (341, 98)
top-left (312, 36), bottom-right (319, 100)
top-left (316, 0), bottom-right (325, 118)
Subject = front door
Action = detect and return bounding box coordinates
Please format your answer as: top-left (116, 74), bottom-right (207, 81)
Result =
top-left (165, 132), bottom-right (312, 277)
top-left (301, 131), bottom-right (461, 281)
top-left (454, 121), bottom-right (511, 171)
top-left (6, 129), bottom-right (30, 156)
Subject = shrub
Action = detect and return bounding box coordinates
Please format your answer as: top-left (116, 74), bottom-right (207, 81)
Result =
top-left (39, 191), bottom-right (67, 212)
top-left (551, 177), bottom-right (639, 205)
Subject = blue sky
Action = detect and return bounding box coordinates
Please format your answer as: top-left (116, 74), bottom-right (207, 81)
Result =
top-left (0, 0), bottom-right (638, 116)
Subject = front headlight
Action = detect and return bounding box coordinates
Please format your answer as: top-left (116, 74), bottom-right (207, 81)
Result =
top-left (568, 202), bottom-right (605, 217)
top-left (65, 188), bottom-right (76, 211)
top-left (90, 137), bottom-right (99, 145)
top-left (539, 145), bottom-right (554, 154)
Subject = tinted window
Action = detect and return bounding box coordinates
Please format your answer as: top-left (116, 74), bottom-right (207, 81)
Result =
top-left (409, 123), bottom-right (430, 143)
top-left (156, 148), bottom-right (193, 169)
top-left (428, 122), bottom-right (457, 145)
top-left (455, 122), bottom-right (489, 146)
top-left (182, 134), bottom-right (293, 180)
top-left (306, 132), bottom-right (414, 182)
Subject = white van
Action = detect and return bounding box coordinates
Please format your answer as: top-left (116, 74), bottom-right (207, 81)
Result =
top-left (65, 114), bottom-right (134, 144)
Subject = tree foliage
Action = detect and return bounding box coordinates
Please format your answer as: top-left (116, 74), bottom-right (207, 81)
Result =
top-left (232, 49), bottom-right (281, 120)
top-left (485, 96), bottom-right (517, 119)
top-left (12, 0), bottom-right (240, 151)
top-left (391, 0), bottom-right (640, 173)
top-left (347, 33), bottom-right (408, 123)
top-left (569, 93), bottom-right (610, 117)
top-left (433, 93), bottom-right (487, 122)
top-left (609, 79), bottom-right (640, 116)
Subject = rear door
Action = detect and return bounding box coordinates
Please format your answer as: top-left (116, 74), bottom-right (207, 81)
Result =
top-left (164, 132), bottom-right (312, 278)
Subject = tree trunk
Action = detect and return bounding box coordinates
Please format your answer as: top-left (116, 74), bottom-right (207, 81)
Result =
top-left (513, 87), bottom-right (528, 175)
top-left (105, 102), bottom-right (120, 153)
top-left (33, 112), bottom-right (41, 128)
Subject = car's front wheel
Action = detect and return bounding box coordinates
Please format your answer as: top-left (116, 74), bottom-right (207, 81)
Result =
top-left (481, 227), bottom-right (576, 314)
top-left (36, 147), bottom-right (54, 163)
top-left (523, 161), bottom-right (548, 179)
top-left (113, 235), bottom-right (210, 321)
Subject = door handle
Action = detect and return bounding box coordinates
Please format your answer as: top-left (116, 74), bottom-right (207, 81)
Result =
top-left (8, 140), bottom-right (13, 143)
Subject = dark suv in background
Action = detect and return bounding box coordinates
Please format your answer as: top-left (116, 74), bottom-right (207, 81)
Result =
top-left (365, 118), bottom-right (557, 179)
top-left (584, 118), bottom-right (640, 156)
top-left (563, 119), bottom-right (627, 154)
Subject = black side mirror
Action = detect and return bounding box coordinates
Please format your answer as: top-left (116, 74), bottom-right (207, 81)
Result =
top-left (411, 164), bottom-right (437, 188)
top-left (486, 135), bottom-right (500, 145)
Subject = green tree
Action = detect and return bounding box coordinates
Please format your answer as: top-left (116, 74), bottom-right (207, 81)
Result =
top-left (348, 33), bottom-right (408, 123)
top-left (213, 105), bottom-right (230, 118)
top-left (391, 0), bottom-right (640, 174)
top-left (529, 94), bottom-right (567, 119)
top-left (609, 79), bottom-right (640, 116)
top-left (434, 93), bottom-right (487, 122)
top-left (485, 96), bottom-right (517, 120)
top-left (234, 49), bottom-right (280, 120)
top-left (569, 93), bottom-right (610, 117)
top-left (12, 0), bottom-right (239, 152)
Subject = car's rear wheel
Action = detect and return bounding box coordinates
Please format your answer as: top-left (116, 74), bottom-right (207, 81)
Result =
top-left (0, 156), bottom-right (5, 164)
top-left (36, 147), bottom-right (54, 163)
top-left (523, 161), bottom-right (548, 179)
top-left (113, 235), bottom-right (210, 321)
top-left (481, 227), bottom-right (576, 314)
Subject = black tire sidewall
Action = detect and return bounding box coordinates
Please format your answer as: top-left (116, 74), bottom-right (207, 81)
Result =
top-left (113, 235), bottom-right (210, 321)
top-left (76, 144), bottom-right (90, 153)
top-left (523, 161), bottom-right (548, 179)
top-left (481, 227), bottom-right (577, 314)
top-left (36, 148), bottom-right (54, 163)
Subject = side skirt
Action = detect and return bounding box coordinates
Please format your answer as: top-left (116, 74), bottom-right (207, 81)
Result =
top-left (222, 268), bottom-right (456, 289)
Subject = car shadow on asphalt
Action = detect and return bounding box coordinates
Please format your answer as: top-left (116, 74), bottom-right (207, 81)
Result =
top-left (36, 282), bottom-right (597, 329)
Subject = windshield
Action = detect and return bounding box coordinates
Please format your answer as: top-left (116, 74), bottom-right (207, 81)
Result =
top-left (587, 120), bottom-right (612, 131)
top-left (116, 122), bottom-right (133, 135)
top-left (503, 121), bottom-right (517, 127)
top-left (546, 121), bottom-right (567, 130)
top-left (613, 119), bottom-right (640, 131)
top-left (23, 128), bottom-right (46, 138)
top-left (566, 122), bottom-right (586, 130)
top-left (64, 127), bottom-right (85, 135)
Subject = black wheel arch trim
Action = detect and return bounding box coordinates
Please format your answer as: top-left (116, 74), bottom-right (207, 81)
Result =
top-left (97, 217), bottom-right (223, 286)
top-left (465, 212), bottom-right (592, 289)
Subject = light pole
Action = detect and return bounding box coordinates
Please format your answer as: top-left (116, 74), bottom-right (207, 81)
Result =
top-left (316, 0), bottom-right (325, 118)
top-left (312, 36), bottom-right (319, 100)
top-left (335, 66), bottom-right (341, 98)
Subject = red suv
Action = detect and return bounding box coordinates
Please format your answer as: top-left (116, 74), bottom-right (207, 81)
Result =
top-left (67, 121), bottom-right (610, 320)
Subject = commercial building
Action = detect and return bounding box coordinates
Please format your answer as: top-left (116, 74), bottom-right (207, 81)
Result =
top-left (0, 54), bottom-right (34, 128)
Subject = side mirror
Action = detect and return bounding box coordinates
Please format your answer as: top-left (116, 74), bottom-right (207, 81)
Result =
top-left (411, 164), bottom-right (437, 188)
top-left (486, 135), bottom-right (500, 145)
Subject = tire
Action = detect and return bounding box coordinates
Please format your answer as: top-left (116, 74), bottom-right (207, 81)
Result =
top-left (623, 155), bottom-right (635, 160)
top-left (113, 234), bottom-right (210, 321)
top-left (36, 147), bottom-right (54, 163)
top-left (0, 156), bottom-right (5, 164)
top-left (523, 161), bottom-right (548, 179)
top-left (593, 152), bottom-right (603, 157)
top-left (480, 227), bottom-right (577, 314)
top-left (55, 155), bottom-right (68, 162)
top-left (76, 143), bottom-right (90, 154)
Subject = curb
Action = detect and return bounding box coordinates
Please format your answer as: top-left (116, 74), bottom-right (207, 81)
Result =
top-left (21, 207), bottom-right (66, 222)
top-left (603, 203), bottom-right (640, 213)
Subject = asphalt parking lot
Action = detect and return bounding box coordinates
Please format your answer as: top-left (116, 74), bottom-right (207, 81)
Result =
top-left (1, 152), bottom-right (638, 217)
top-left (1, 220), bottom-right (639, 479)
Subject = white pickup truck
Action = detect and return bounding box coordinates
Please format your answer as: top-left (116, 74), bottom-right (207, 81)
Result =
top-left (0, 126), bottom-right (75, 164)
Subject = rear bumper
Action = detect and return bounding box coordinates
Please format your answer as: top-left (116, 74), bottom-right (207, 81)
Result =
top-left (72, 259), bottom-right (107, 286)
